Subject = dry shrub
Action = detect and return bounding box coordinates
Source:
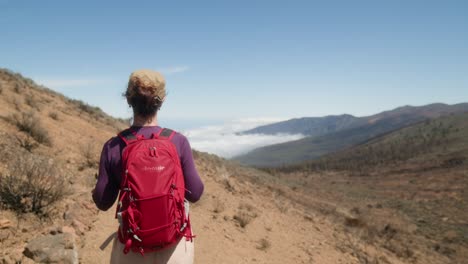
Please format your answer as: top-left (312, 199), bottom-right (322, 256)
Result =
top-left (10, 112), bottom-right (52, 146)
top-left (80, 142), bottom-right (98, 169)
top-left (275, 199), bottom-right (290, 214)
top-left (48, 111), bottom-right (59, 120)
top-left (234, 202), bottom-right (258, 228)
top-left (25, 95), bottom-right (40, 110)
top-left (343, 207), bottom-right (366, 228)
top-left (0, 154), bottom-right (67, 215)
top-left (72, 99), bottom-right (105, 119)
top-left (212, 198), bottom-right (225, 213)
top-left (14, 82), bottom-right (22, 93)
top-left (239, 202), bottom-right (256, 213)
top-left (218, 166), bottom-right (236, 192)
top-left (15, 134), bottom-right (39, 152)
top-left (256, 238), bottom-right (271, 251)
top-left (233, 211), bottom-right (253, 228)
top-left (222, 178), bottom-right (235, 192)
top-left (12, 97), bottom-right (21, 111)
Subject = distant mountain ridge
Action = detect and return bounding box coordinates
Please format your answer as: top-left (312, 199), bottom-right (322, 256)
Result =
top-left (278, 111), bottom-right (468, 173)
top-left (241, 103), bottom-right (468, 136)
top-left (234, 103), bottom-right (468, 167)
top-left (241, 114), bottom-right (364, 137)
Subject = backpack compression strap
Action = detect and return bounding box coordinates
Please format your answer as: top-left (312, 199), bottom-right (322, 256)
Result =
top-left (153, 128), bottom-right (176, 140)
top-left (119, 128), bottom-right (175, 145)
top-left (118, 129), bottom-right (144, 146)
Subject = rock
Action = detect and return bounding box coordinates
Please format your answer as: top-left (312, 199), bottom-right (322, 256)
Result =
top-left (443, 230), bottom-right (459, 243)
top-left (0, 230), bottom-right (10, 242)
top-left (23, 233), bottom-right (78, 264)
top-left (0, 219), bottom-right (12, 229)
top-left (63, 203), bottom-right (82, 221)
top-left (81, 201), bottom-right (96, 211)
top-left (20, 256), bottom-right (35, 264)
top-left (59, 226), bottom-right (76, 236)
top-left (71, 220), bottom-right (86, 236)
top-left (1, 255), bottom-right (13, 264)
top-left (49, 226), bottom-right (59, 235)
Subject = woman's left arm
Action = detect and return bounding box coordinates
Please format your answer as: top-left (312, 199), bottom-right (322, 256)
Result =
top-left (92, 142), bottom-right (119, 211)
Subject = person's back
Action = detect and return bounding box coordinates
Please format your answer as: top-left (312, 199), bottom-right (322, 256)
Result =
top-left (92, 69), bottom-right (204, 264)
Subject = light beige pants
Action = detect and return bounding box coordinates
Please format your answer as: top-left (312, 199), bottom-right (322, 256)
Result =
top-left (110, 236), bottom-right (194, 264)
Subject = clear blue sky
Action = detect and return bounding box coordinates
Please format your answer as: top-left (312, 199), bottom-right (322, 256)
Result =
top-left (1, 0), bottom-right (467, 126)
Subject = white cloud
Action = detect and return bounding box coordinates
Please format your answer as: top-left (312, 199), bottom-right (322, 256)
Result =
top-left (158, 66), bottom-right (190, 75)
top-left (182, 118), bottom-right (304, 158)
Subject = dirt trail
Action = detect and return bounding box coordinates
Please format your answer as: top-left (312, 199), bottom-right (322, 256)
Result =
top-left (79, 204), bottom-right (345, 264)
top-left (78, 167), bottom-right (352, 264)
top-left (80, 207), bottom-right (116, 263)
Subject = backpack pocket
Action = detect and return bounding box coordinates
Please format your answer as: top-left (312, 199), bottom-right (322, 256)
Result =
top-left (134, 193), bottom-right (180, 247)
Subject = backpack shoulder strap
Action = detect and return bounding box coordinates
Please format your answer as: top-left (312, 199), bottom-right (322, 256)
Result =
top-left (118, 128), bottom-right (141, 146)
top-left (154, 128), bottom-right (176, 140)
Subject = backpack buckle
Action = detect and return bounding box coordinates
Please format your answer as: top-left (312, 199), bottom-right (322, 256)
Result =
top-left (133, 234), bottom-right (142, 242)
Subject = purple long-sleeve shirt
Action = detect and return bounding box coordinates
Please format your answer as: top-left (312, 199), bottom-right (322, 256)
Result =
top-left (92, 126), bottom-right (204, 211)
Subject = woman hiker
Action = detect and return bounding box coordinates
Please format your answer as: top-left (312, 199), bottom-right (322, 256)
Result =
top-left (93, 69), bottom-right (204, 263)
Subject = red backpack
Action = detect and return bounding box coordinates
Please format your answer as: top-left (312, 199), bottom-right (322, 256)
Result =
top-left (115, 128), bottom-right (193, 255)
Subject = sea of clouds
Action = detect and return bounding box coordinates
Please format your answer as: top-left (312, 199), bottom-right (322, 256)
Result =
top-left (180, 118), bottom-right (305, 158)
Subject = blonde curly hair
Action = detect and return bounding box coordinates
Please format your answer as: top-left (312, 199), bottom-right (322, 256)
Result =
top-left (124, 69), bottom-right (166, 117)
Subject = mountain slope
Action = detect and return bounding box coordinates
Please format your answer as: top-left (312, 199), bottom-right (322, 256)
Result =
top-left (241, 114), bottom-right (363, 137)
top-left (261, 112), bottom-right (468, 264)
top-left (234, 103), bottom-right (468, 167)
top-left (279, 111), bottom-right (468, 173)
